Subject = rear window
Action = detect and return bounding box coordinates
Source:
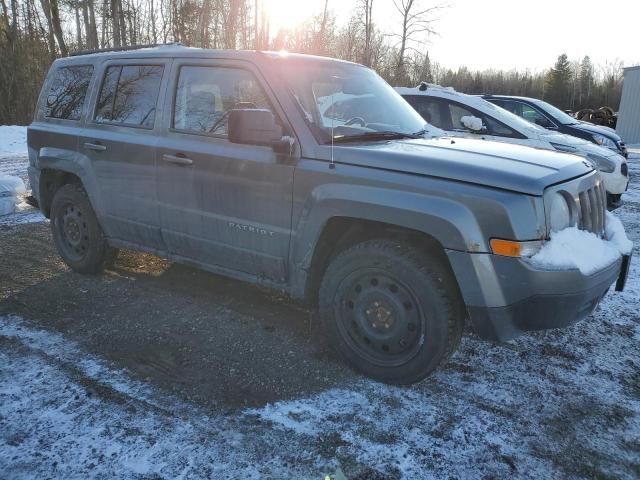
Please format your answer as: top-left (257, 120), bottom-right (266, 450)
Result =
top-left (44, 65), bottom-right (94, 120)
top-left (404, 96), bottom-right (445, 127)
top-left (95, 65), bottom-right (163, 128)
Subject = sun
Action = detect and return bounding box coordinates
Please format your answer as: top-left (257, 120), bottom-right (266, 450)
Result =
top-left (261, 0), bottom-right (316, 32)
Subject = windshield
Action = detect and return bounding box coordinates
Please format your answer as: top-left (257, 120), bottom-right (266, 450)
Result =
top-left (278, 59), bottom-right (429, 143)
top-left (532, 99), bottom-right (577, 125)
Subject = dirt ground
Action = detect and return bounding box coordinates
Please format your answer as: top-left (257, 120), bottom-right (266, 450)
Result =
top-left (0, 222), bottom-right (359, 409)
top-left (0, 150), bottom-right (639, 479)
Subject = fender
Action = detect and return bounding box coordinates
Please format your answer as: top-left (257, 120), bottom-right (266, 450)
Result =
top-left (35, 147), bottom-right (102, 217)
top-left (288, 183), bottom-right (488, 298)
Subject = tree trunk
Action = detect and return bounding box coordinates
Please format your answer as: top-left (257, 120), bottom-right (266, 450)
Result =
top-left (88, 0), bottom-right (98, 48)
top-left (82, 0), bottom-right (96, 49)
top-left (118, 0), bottom-right (127, 45)
top-left (149, 0), bottom-right (157, 43)
top-left (363, 0), bottom-right (373, 67)
top-left (111, 0), bottom-right (121, 46)
top-left (49, 0), bottom-right (68, 56)
top-left (75, 2), bottom-right (82, 49)
top-left (38, 0), bottom-right (57, 58)
top-left (197, 0), bottom-right (211, 47)
top-left (224, 0), bottom-right (241, 49)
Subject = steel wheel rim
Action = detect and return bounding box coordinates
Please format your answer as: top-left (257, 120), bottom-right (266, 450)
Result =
top-left (335, 268), bottom-right (425, 367)
top-left (56, 201), bottom-right (90, 261)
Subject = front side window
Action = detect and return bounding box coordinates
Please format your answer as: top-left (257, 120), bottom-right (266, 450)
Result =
top-left (173, 66), bottom-right (270, 136)
top-left (95, 65), bottom-right (163, 128)
top-left (447, 102), bottom-right (518, 137)
top-left (521, 104), bottom-right (549, 124)
top-left (44, 65), bottom-right (94, 120)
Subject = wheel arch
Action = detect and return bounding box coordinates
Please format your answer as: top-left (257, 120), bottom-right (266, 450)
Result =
top-left (300, 216), bottom-right (466, 306)
top-left (36, 148), bottom-right (98, 218)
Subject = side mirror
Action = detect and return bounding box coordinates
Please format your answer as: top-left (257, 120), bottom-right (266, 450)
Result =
top-left (228, 109), bottom-right (289, 151)
top-left (461, 115), bottom-right (484, 132)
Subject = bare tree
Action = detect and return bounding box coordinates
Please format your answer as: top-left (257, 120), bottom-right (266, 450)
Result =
top-left (360, 0), bottom-right (373, 66)
top-left (392, 0), bottom-right (443, 83)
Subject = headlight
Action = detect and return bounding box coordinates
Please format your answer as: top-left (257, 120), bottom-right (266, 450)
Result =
top-left (549, 193), bottom-right (573, 232)
top-left (586, 153), bottom-right (616, 173)
top-left (592, 133), bottom-right (617, 149)
top-left (550, 142), bottom-right (577, 153)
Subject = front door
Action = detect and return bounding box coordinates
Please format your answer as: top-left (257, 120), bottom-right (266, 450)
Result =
top-left (156, 60), bottom-right (295, 283)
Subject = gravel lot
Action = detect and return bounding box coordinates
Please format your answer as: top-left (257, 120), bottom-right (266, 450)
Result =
top-left (1, 129), bottom-right (638, 479)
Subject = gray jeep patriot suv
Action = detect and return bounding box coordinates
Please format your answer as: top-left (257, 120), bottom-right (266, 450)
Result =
top-left (28, 46), bottom-right (628, 384)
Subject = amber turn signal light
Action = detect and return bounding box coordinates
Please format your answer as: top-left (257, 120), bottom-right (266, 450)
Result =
top-left (490, 239), bottom-right (543, 258)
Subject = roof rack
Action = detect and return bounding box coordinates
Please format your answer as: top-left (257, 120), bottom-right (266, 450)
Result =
top-left (69, 42), bottom-right (182, 57)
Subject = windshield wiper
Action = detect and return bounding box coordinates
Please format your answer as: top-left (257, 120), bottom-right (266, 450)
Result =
top-left (330, 130), bottom-right (421, 143)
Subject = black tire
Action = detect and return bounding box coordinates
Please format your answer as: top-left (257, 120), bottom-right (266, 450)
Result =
top-left (319, 239), bottom-right (465, 384)
top-left (50, 183), bottom-right (118, 273)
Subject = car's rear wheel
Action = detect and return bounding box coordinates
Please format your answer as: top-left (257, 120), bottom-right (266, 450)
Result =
top-left (319, 239), bottom-right (464, 384)
top-left (50, 184), bottom-right (118, 273)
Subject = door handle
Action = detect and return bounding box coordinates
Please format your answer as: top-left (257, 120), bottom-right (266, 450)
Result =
top-left (162, 154), bottom-right (193, 166)
top-left (84, 142), bottom-right (107, 152)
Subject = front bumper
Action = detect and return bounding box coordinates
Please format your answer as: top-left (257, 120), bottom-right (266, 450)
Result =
top-left (600, 168), bottom-right (629, 196)
top-left (447, 250), bottom-right (623, 341)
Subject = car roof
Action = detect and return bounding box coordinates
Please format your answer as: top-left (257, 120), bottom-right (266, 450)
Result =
top-left (482, 95), bottom-right (537, 102)
top-left (395, 84), bottom-right (463, 99)
top-left (54, 45), bottom-right (362, 68)
top-left (395, 85), bottom-right (497, 110)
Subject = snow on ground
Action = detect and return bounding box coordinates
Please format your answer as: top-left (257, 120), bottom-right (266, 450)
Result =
top-left (0, 128), bottom-right (639, 478)
top-left (0, 125), bottom-right (45, 225)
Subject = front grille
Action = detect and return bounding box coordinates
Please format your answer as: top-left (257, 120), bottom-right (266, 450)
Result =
top-left (577, 181), bottom-right (606, 235)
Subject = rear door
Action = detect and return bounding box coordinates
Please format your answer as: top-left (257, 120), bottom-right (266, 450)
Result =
top-left (402, 95), bottom-right (453, 133)
top-left (156, 59), bottom-right (295, 282)
top-left (78, 59), bottom-right (170, 250)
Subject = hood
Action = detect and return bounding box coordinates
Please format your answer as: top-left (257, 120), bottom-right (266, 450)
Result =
top-left (537, 132), bottom-right (623, 160)
top-left (573, 121), bottom-right (621, 141)
top-left (328, 137), bottom-right (593, 196)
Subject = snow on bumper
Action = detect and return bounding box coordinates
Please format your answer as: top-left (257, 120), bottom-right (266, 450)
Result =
top-left (449, 212), bottom-right (632, 341)
top-left (527, 211), bottom-right (632, 275)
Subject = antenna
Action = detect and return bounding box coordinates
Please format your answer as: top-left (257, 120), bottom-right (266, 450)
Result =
top-left (330, 87), bottom-right (335, 170)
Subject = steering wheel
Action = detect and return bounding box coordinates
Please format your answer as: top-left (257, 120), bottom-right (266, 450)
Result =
top-left (345, 117), bottom-right (366, 127)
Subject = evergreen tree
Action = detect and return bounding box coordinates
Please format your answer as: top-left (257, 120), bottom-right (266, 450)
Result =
top-left (544, 53), bottom-right (572, 109)
top-left (579, 56), bottom-right (594, 109)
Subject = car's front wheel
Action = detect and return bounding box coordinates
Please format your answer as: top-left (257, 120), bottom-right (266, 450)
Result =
top-left (50, 184), bottom-right (118, 273)
top-left (319, 239), bottom-right (464, 384)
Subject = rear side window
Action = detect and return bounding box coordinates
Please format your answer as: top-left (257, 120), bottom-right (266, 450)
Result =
top-left (95, 65), bottom-right (163, 128)
top-left (44, 65), bottom-right (94, 120)
top-left (404, 96), bottom-right (445, 128)
top-left (173, 66), bottom-right (270, 135)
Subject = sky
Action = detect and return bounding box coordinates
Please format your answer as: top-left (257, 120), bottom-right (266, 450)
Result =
top-left (265, 0), bottom-right (640, 71)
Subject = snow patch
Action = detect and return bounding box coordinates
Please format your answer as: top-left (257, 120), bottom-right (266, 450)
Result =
top-left (528, 212), bottom-right (632, 275)
top-left (460, 115), bottom-right (483, 131)
top-left (605, 211), bottom-right (633, 254)
top-left (0, 175), bottom-right (26, 216)
top-left (0, 125), bottom-right (28, 156)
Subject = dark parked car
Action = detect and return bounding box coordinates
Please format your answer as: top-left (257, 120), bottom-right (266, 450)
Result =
top-left (27, 46), bottom-right (629, 384)
top-left (483, 95), bottom-right (628, 159)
